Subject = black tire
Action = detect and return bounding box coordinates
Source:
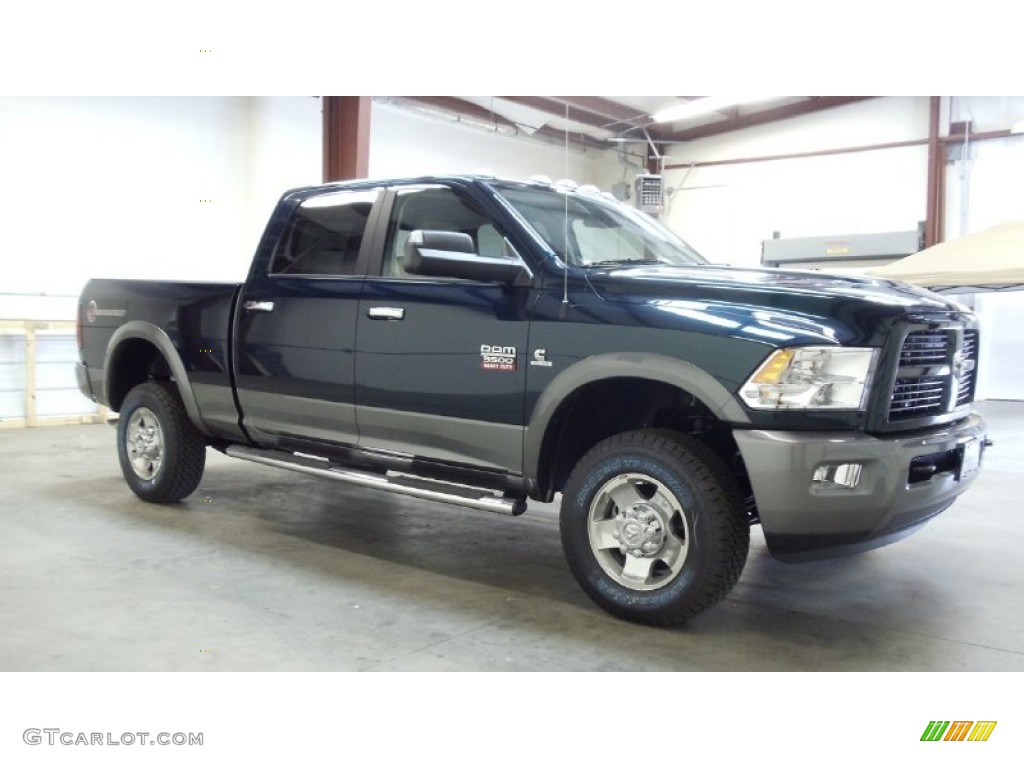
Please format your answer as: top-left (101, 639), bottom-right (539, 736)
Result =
top-left (117, 381), bottom-right (206, 503)
top-left (560, 429), bottom-right (749, 626)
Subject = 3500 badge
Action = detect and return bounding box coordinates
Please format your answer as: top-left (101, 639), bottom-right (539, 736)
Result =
top-left (480, 344), bottom-right (517, 371)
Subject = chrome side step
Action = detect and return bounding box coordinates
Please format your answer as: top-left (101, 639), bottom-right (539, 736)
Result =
top-left (225, 445), bottom-right (527, 516)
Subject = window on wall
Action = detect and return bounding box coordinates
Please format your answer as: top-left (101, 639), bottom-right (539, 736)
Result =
top-left (271, 189), bottom-right (379, 276)
top-left (381, 185), bottom-right (514, 278)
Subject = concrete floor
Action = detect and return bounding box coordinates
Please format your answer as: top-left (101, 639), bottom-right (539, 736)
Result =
top-left (1, 401), bottom-right (1022, 672)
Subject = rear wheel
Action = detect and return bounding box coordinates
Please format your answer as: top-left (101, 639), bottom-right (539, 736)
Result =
top-left (117, 381), bottom-right (205, 502)
top-left (560, 430), bottom-right (749, 625)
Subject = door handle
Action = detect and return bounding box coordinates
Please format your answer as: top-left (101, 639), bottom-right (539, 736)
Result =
top-left (367, 307), bottom-right (405, 321)
top-left (244, 301), bottom-right (275, 312)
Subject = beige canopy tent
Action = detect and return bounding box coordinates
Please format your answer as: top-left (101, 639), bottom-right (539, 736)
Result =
top-left (866, 220), bottom-right (1024, 291)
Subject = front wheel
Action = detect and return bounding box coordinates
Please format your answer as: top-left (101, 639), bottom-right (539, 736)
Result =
top-left (560, 430), bottom-right (749, 626)
top-left (117, 381), bottom-right (206, 503)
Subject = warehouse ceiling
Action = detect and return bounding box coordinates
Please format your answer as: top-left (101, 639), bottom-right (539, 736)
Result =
top-left (377, 96), bottom-right (877, 152)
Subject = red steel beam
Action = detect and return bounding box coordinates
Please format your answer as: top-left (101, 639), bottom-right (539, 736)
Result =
top-left (661, 97), bottom-right (876, 142)
top-left (323, 96), bottom-right (371, 182)
top-left (924, 96), bottom-right (944, 247)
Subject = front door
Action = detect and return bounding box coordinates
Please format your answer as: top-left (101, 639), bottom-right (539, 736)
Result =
top-left (355, 184), bottom-right (530, 472)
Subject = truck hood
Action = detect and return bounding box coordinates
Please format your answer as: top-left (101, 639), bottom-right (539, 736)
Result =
top-left (581, 263), bottom-right (969, 346)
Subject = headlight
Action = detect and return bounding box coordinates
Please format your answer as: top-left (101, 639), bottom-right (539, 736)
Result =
top-left (740, 347), bottom-right (878, 410)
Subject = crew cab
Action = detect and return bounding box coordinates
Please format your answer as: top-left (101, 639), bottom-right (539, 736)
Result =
top-left (76, 175), bottom-right (988, 625)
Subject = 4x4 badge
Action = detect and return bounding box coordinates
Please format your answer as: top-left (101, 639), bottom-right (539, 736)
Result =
top-left (530, 349), bottom-right (553, 367)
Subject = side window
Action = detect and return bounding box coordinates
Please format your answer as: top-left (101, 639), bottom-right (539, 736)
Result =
top-left (270, 189), bottom-right (378, 276)
top-left (477, 224), bottom-right (505, 259)
top-left (382, 186), bottom-right (512, 278)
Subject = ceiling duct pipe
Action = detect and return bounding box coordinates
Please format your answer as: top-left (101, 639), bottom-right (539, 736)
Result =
top-left (377, 96), bottom-right (518, 137)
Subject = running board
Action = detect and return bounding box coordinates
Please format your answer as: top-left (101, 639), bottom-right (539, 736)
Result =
top-left (225, 445), bottom-right (527, 516)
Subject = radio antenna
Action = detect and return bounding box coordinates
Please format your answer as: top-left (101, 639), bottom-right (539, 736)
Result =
top-left (562, 103), bottom-right (570, 306)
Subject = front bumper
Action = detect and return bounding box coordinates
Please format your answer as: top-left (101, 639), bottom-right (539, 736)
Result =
top-left (733, 412), bottom-right (987, 561)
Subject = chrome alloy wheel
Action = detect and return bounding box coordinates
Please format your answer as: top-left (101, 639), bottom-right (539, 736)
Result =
top-left (587, 473), bottom-right (690, 591)
top-left (125, 406), bottom-right (164, 481)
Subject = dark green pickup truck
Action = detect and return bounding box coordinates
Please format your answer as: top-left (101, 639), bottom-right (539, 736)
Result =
top-left (76, 174), bottom-right (988, 624)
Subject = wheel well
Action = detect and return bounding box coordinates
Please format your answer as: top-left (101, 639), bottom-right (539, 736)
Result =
top-left (107, 339), bottom-right (173, 411)
top-left (537, 377), bottom-right (750, 502)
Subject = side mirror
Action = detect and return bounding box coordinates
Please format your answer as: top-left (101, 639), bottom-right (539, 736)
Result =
top-left (404, 230), bottom-right (532, 285)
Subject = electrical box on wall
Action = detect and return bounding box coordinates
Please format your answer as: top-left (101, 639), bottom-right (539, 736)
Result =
top-left (634, 174), bottom-right (663, 215)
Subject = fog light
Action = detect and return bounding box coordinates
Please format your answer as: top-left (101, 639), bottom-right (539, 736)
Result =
top-left (812, 463), bottom-right (863, 489)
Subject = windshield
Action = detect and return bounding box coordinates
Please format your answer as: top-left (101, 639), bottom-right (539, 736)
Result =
top-left (491, 182), bottom-right (707, 268)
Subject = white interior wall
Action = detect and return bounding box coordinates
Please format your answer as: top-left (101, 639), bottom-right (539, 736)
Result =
top-left (975, 291), bottom-right (1024, 400)
top-left (245, 97), bottom-right (324, 243)
top-left (944, 98), bottom-right (1024, 238)
top-left (368, 102), bottom-right (622, 188)
top-left (0, 96), bottom-right (622, 323)
top-left (661, 97), bottom-right (931, 266)
top-left (0, 96), bottom-right (322, 316)
top-left (0, 96), bottom-right (321, 418)
top-left (943, 97), bottom-right (1024, 400)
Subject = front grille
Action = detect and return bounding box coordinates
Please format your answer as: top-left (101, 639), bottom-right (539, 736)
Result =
top-left (888, 327), bottom-right (978, 421)
top-left (890, 375), bottom-right (945, 417)
top-left (957, 330), bottom-right (979, 406)
top-left (899, 330), bottom-right (948, 365)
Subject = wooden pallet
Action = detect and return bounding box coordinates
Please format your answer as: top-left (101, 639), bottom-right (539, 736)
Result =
top-left (0, 320), bottom-right (109, 429)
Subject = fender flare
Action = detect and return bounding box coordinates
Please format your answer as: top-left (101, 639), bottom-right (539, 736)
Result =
top-left (523, 352), bottom-right (750, 483)
top-left (104, 321), bottom-right (204, 430)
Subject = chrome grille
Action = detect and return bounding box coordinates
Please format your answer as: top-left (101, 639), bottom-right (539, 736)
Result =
top-left (899, 330), bottom-right (948, 365)
top-left (888, 328), bottom-right (978, 421)
top-left (890, 375), bottom-right (945, 417)
top-left (956, 330), bottom-right (979, 407)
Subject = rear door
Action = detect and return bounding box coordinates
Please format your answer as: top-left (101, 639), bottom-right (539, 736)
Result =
top-left (355, 183), bottom-right (531, 472)
top-left (234, 187), bottom-right (381, 447)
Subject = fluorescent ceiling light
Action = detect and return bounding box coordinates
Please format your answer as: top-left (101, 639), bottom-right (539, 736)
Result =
top-left (652, 96), bottom-right (779, 124)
